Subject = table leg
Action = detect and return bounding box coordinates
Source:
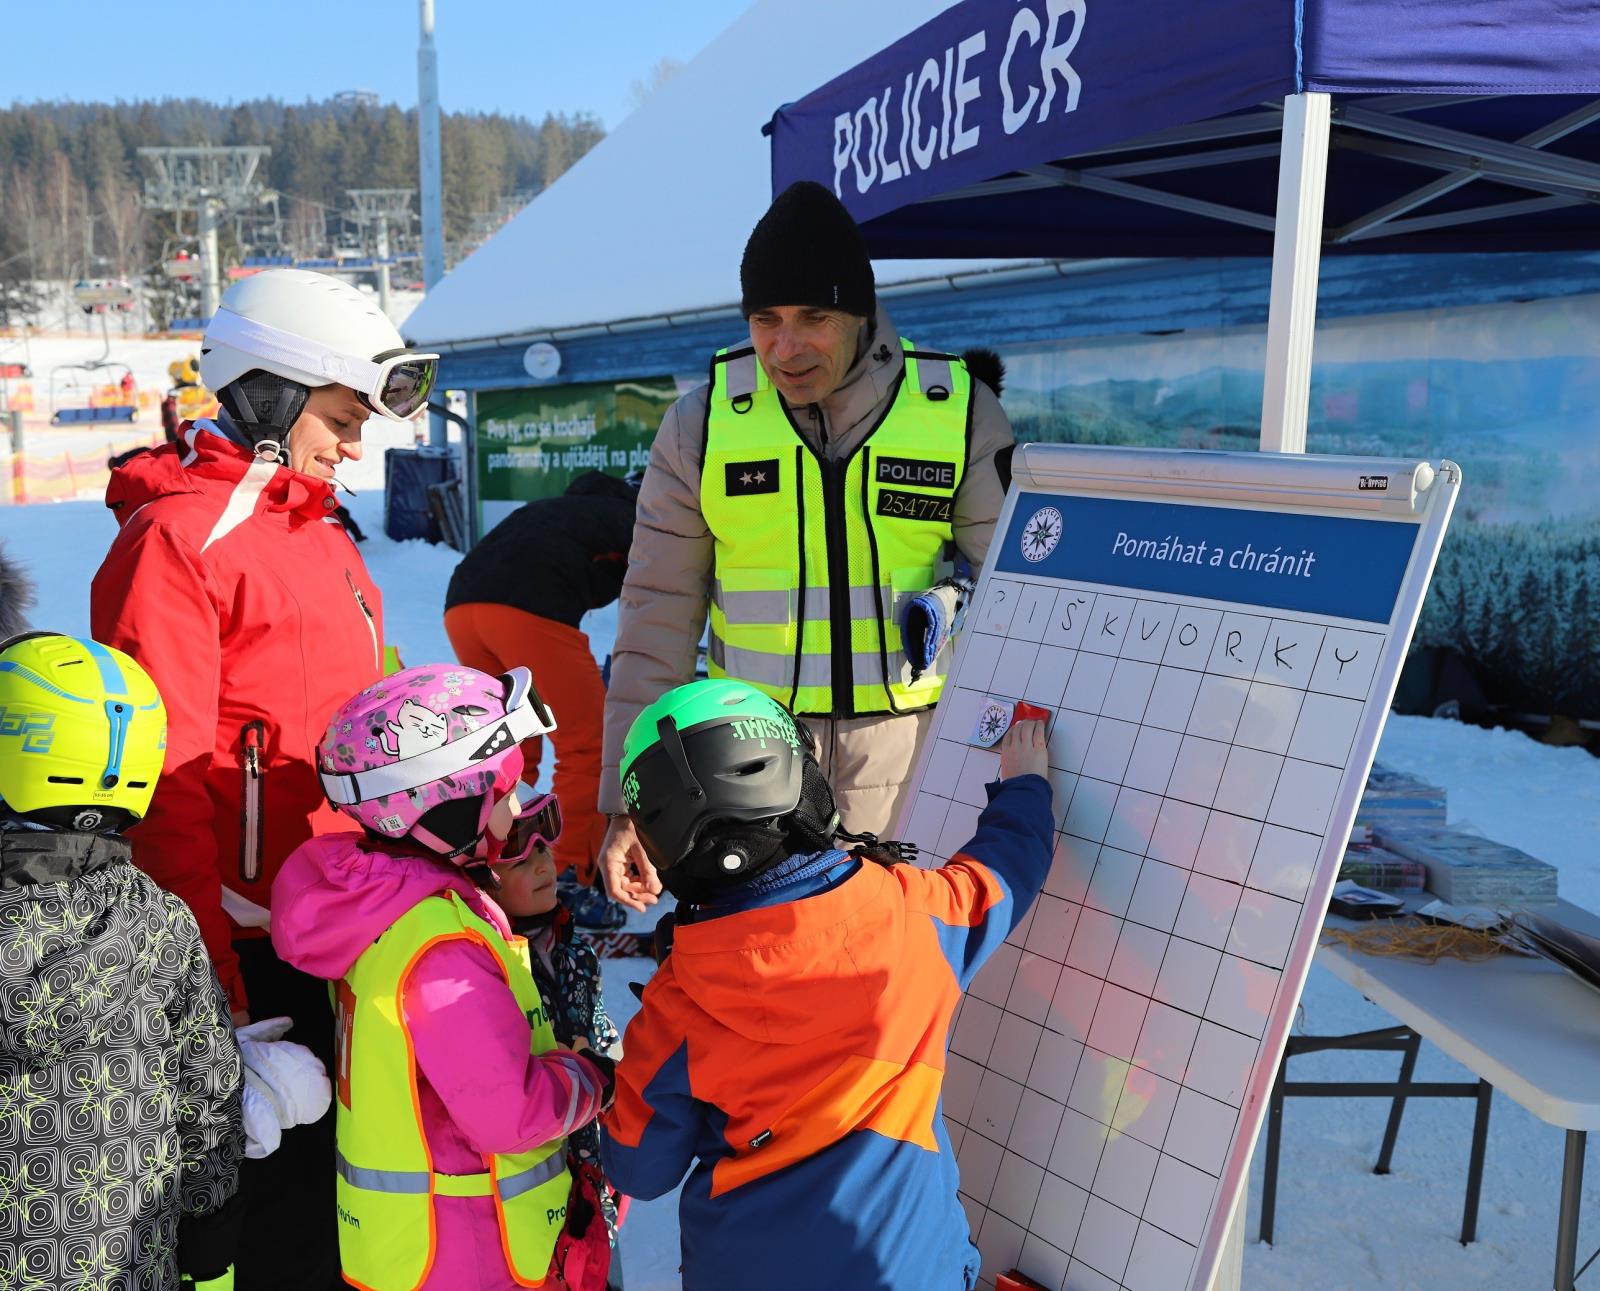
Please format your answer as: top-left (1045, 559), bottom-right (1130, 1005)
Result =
top-left (1555, 1129), bottom-right (1586, 1291)
top-left (1375, 1029), bottom-right (1422, 1176)
top-left (1259, 1062), bottom-right (1287, 1245)
top-left (1459, 1080), bottom-right (1492, 1245)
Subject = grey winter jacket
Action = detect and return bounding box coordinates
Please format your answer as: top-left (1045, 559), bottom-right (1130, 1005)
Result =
top-left (599, 306), bottom-right (1014, 814)
top-left (0, 829), bottom-right (243, 1290)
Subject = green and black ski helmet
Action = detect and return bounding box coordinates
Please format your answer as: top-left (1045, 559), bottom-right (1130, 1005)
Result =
top-left (619, 679), bottom-right (819, 877)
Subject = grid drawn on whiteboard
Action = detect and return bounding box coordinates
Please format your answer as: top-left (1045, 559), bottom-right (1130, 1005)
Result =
top-left (911, 575), bottom-right (1387, 1291)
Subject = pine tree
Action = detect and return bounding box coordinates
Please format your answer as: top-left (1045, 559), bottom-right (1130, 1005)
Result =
top-left (370, 108), bottom-right (413, 190)
top-left (1566, 560), bottom-right (1596, 714)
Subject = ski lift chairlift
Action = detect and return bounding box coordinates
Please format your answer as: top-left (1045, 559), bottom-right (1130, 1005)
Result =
top-left (50, 360), bottom-right (138, 426)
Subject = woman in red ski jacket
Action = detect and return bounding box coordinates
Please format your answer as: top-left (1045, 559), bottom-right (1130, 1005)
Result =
top-left (90, 267), bottom-right (438, 1291)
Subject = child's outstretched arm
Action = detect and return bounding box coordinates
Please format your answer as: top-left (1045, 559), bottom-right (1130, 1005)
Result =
top-left (404, 940), bottom-right (613, 1156)
top-left (895, 719), bottom-right (1055, 990)
top-left (164, 898), bottom-right (246, 1289)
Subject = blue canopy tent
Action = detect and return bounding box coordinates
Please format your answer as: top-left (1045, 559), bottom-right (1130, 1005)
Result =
top-left (767, 0), bottom-right (1600, 452)
top-left (770, 5), bottom-right (1600, 1289)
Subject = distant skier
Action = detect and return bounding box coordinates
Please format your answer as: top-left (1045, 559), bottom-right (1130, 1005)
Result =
top-left (600, 679), bottom-right (1054, 1291)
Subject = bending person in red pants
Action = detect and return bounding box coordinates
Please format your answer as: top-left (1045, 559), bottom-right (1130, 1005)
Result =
top-left (445, 469), bottom-right (640, 894)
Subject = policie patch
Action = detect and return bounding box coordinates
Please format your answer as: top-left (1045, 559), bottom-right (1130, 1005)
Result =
top-left (876, 488), bottom-right (953, 523)
top-left (875, 456), bottom-right (956, 489)
top-left (724, 459), bottom-right (780, 496)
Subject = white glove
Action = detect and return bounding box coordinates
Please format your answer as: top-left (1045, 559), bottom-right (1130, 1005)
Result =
top-left (236, 1016), bottom-right (333, 1159)
top-left (240, 1081), bottom-right (282, 1159)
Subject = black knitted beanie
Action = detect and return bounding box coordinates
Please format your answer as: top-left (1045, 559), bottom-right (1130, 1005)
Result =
top-left (740, 181), bottom-right (876, 319)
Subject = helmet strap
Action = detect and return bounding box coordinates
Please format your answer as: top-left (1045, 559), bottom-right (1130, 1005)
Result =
top-left (838, 829), bottom-right (919, 866)
top-left (776, 756), bottom-right (914, 863)
top-left (778, 755), bottom-right (843, 854)
top-left (460, 859), bottom-right (502, 893)
top-left (408, 790), bottom-right (504, 866)
top-left (217, 370), bottom-right (311, 457)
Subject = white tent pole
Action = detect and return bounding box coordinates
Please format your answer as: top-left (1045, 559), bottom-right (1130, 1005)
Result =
top-left (419, 0), bottom-right (449, 451)
top-left (1218, 87), bottom-right (1334, 1291)
top-left (1259, 92), bottom-right (1332, 454)
top-left (418, 0), bottom-right (445, 293)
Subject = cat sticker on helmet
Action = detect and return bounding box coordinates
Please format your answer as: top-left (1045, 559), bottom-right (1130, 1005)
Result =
top-left (382, 699), bottom-right (449, 758)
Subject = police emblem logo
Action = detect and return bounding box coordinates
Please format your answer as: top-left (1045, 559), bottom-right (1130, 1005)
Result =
top-left (973, 702), bottom-right (1012, 748)
top-left (1021, 506), bottom-right (1063, 562)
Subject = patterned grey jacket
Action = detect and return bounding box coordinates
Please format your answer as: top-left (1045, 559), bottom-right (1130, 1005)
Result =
top-left (0, 828), bottom-right (243, 1290)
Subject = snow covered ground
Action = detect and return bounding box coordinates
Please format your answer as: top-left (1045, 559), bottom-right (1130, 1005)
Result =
top-left (5, 476), bottom-right (1600, 1290)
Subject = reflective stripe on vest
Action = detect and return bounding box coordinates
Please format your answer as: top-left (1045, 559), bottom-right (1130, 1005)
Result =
top-left (336, 1147), bottom-right (569, 1200)
top-left (334, 891), bottom-right (572, 1291)
top-left (712, 582), bottom-right (895, 623)
top-left (700, 338), bottom-right (969, 717)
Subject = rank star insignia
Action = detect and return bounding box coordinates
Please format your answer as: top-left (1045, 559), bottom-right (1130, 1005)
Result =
top-left (725, 459), bottom-right (781, 496)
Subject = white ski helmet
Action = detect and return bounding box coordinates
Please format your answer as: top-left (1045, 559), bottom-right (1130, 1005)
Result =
top-left (201, 269), bottom-right (438, 448)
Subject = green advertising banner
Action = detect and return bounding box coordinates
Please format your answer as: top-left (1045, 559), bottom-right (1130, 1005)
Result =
top-left (477, 377), bottom-right (681, 504)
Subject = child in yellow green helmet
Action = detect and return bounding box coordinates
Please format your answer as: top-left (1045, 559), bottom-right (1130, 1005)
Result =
top-left (0, 631), bottom-right (243, 1291)
top-left (603, 676), bottom-right (1056, 1291)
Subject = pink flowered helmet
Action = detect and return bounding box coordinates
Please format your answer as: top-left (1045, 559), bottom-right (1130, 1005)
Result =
top-left (317, 664), bottom-right (557, 862)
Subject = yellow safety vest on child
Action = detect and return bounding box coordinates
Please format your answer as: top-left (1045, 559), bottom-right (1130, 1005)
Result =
top-left (332, 890), bottom-right (572, 1291)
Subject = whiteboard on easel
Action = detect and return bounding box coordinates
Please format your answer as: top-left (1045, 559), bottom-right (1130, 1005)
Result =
top-left (899, 445), bottom-right (1459, 1291)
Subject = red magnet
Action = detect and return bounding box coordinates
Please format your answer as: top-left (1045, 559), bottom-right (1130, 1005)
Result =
top-left (970, 697), bottom-right (1054, 747)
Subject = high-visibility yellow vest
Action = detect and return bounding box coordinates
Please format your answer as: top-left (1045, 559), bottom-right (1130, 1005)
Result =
top-left (700, 338), bottom-right (970, 717)
top-left (333, 890), bottom-right (572, 1291)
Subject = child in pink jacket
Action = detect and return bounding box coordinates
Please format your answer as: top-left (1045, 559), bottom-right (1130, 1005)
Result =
top-left (272, 664), bottom-right (614, 1291)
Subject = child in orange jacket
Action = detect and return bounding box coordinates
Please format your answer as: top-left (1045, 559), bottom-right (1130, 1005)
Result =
top-left (600, 679), bottom-right (1054, 1291)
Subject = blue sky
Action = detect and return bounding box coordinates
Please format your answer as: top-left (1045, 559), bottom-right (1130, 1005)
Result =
top-left (6, 0), bottom-right (754, 129)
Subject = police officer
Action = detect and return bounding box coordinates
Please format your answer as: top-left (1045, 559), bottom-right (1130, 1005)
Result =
top-left (598, 181), bottom-right (1015, 909)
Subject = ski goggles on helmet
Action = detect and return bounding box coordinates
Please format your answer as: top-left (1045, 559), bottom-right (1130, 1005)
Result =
top-left (356, 347), bottom-right (439, 422)
top-left (320, 667), bottom-right (556, 808)
top-left (497, 793), bottom-right (564, 865)
top-left (202, 309), bottom-right (440, 422)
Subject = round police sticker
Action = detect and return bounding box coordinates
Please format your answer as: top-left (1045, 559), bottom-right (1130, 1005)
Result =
top-left (1020, 507), bottom-right (1063, 562)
